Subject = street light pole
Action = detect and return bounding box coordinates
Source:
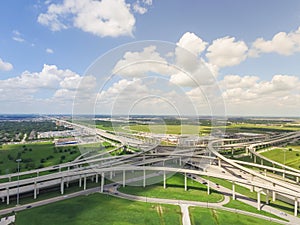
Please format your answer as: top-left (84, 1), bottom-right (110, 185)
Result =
top-left (16, 159), bottom-right (22, 205)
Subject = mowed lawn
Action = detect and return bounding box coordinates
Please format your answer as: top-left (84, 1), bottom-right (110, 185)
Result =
top-left (0, 142), bottom-right (108, 175)
top-left (16, 193), bottom-right (182, 225)
top-left (119, 173), bottom-right (224, 203)
top-left (128, 124), bottom-right (208, 135)
top-left (261, 146), bottom-right (300, 169)
top-left (0, 142), bottom-right (79, 174)
top-left (189, 207), bottom-right (282, 225)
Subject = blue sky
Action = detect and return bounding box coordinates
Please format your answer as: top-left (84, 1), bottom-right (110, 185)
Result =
top-left (0, 0), bottom-right (300, 116)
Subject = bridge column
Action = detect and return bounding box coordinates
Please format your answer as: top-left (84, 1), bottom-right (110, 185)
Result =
top-left (83, 175), bottom-right (87, 190)
top-left (282, 172), bottom-right (285, 179)
top-left (6, 188), bottom-right (9, 205)
top-left (163, 170), bottom-right (166, 189)
top-left (264, 169), bottom-right (267, 176)
top-left (249, 185), bottom-right (254, 192)
top-left (100, 173), bottom-right (104, 193)
top-left (272, 164), bottom-right (275, 173)
top-left (218, 158), bottom-right (221, 167)
top-left (60, 177), bottom-right (64, 195)
top-left (257, 191), bottom-right (261, 210)
top-left (294, 198), bottom-right (298, 217)
top-left (184, 173), bottom-right (187, 191)
top-left (110, 171), bottom-right (113, 179)
top-left (232, 182), bottom-right (236, 200)
top-left (261, 159), bottom-right (263, 165)
top-left (265, 190), bottom-right (269, 204)
top-left (143, 169), bottom-right (146, 188)
top-left (123, 170), bottom-right (126, 187)
top-left (207, 180), bottom-right (210, 195)
top-left (34, 181), bottom-right (37, 199)
top-left (179, 157), bottom-right (182, 166)
top-left (95, 174), bottom-right (99, 183)
top-left (79, 175), bottom-right (82, 187)
top-left (66, 177), bottom-right (69, 188)
top-left (272, 191), bottom-right (276, 202)
top-left (254, 155), bottom-right (256, 163)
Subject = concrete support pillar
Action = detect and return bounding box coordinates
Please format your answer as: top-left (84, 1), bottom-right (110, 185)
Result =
top-left (66, 177), bottom-right (69, 188)
top-left (163, 170), bottom-right (166, 189)
top-left (34, 181), bottom-right (37, 199)
top-left (110, 171), bottom-right (113, 179)
top-left (100, 173), bottom-right (104, 193)
top-left (143, 169), bottom-right (146, 188)
top-left (231, 148), bottom-right (234, 155)
top-left (123, 170), bottom-right (126, 187)
top-left (95, 174), bottom-right (99, 183)
top-left (261, 159), bottom-right (263, 165)
top-left (79, 175), bottom-right (82, 187)
top-left (283, 172), bottom-right (285, 179)
top-left (184, 173), bottom-right (187, 191)
top-left (232, 182), bottom-right (236, 200)
top-left (179, 157), bottom-right (182, 166)
top-left (257, 191), bottom-right (261, 210)
top-left (6, 188), bottom-right (9, 205)
top-left (250, 185), bottom-right (254, 192)
top-left (266, 190), bottom-right (269, 204)
top-left (83, 175), bottom-right (87, 190)
top-left (60, 177), bottom-right (64, 195)
top-left (254, 155), bottom-right (256, 163)
top-left (294, 198), bottom-right (298, 217)
top-left (264, 169), bottom-right (267, 176)
top-left (296, 177), bottom-right (299, 183)
top-left (272, 191), bottom-right (276, 202)
top-left (218, 158), bottom-right (221, 167)
top-left (207, 180), bottom-right (210, 195)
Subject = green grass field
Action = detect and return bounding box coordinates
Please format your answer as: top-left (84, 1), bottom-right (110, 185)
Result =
top-left (16, 193), bottom-right (182, 225)
top-left (189, 207), bottom-right (282, 225)
top-left (129, 124), bottom-right (203, 135)
top-left (224, 198), bottom-right (286, 221)
top-left (0, 142), bottom-right (113, 175)
top-left (261, 147), bottom-right (300, 169)
top-left (119, 173), bottom-right (224, 203)
top-left (127, 123), bottom-right (300, 135)
top-left (204, 176), bottom-right (297, 216)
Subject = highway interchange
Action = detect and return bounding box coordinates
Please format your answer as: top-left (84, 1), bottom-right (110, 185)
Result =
top-left (1, 118), bottom-right (300, 224)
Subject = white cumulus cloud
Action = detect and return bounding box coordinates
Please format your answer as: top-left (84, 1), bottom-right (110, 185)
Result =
top-left (0, 58), bottom-right (13, 71)
top-left (177, 32), bottom-right (208, 56)
top-left (112, 46), bottom-right (176, 77)
top-left (249, 27), bottom-right (300, 56)
top-left (206, 36), bottom-right (248, 67)
top-left (220, 74), bottom-right (300, 116)
top-left (38, 0), bottom-right (136, 37)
